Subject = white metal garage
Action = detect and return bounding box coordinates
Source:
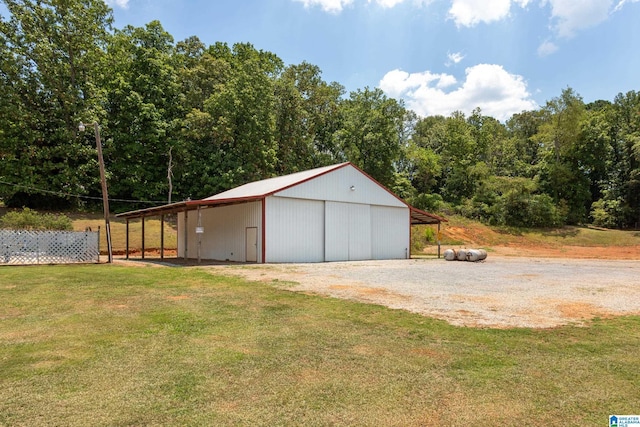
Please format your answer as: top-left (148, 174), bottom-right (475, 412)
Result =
top-left (117, 162), bottom-right (445, 263)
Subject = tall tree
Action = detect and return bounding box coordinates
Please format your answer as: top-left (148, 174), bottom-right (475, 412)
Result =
top-left (273, 62), bottom-right (344, 174)
top-left (437, 112), bottom-right (479, 202)
top-left (467, 108), bottom-right (509, 175)
top-left (103, 20), bottom-right (182, 205)
top-left (534, 88), bottom-right (590, 223)
top-left (504, 110), bottom-right (546, 177)
top-left (0, 0), bottom-right (113, 208)
top-left (334, 87), bottom-right (406, 187)
top-left (179, 43), bottom-right (282, 198)
top-left (609, 90), bottom-right (640, 227)
top-left (405, 115), bottom-right (446, 195)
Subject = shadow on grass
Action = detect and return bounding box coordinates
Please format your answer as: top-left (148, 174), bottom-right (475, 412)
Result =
top-left (117, 256), bottom-right (252, 268)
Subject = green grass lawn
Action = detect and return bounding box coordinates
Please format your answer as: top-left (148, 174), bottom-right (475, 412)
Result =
top-left (1, 265), bottom-right (638, 426)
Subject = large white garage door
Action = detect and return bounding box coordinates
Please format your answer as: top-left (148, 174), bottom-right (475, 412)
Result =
top-left (325, 201), bottom-right (371, 261)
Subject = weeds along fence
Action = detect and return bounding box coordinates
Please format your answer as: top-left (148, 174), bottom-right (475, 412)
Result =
top-left (0, 230), bottom-right (100, 265)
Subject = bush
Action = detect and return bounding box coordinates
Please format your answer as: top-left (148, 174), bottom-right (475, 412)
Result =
top-left (0, 208), bottom-right (73, 231)
top-left (456, 175), bottom-right (566, 228)
top-left (410, 225), bottom-right (437, 253)
top-left (591, 198), bottom-right (625, 229)
top-left (410, 193), bottom-right (444, 212)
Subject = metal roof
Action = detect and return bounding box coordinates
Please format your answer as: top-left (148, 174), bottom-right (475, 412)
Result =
top-left (409, 207), bottom-right (447, 225)
top-left (116, 162), bottom-right (446, 224)
top-left (204, 163), bottom-right (349, 201)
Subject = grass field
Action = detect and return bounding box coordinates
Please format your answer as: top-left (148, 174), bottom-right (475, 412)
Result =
top-left (69, 212), bottom-right (178, 254)
top-left (1, 264), bottom-right (639, 426)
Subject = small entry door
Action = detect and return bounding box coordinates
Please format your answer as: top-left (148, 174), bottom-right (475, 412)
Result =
top-left (245, 227), bottom-right (258, 262)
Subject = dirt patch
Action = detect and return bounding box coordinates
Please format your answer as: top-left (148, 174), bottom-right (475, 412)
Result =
top-left (329, 284), bottom-right (413, 303)
top-left (166, 295), bottom-right (190, 301)
top-left (422, 244), bottom-right (640, 260)
top-left (553, 301), bottom-right (615, 321)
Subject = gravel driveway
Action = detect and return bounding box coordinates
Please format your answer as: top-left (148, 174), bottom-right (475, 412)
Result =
top-left (206, 257), bottom-right (640, 328)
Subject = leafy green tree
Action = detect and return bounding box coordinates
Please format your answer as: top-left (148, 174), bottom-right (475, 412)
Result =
top-left (102, 21), bottom-right (183, 206)
top-left (274, 62), bottom-right (344, 174)
top-left (534, 88), bottom-right (590, 224)
top-left (603, 90), bottom-right (640, 227)
top-left (0, 0), bottom-right (113, 208)
top-left (461, 176), bottom-right (563, 227)
top-left (467, 108), bottom-right (509, 170)
top-left (333, 87), bottom-right (407, 187)
top-left (437, 112), bottom-right (478, 202)
top-left (175, 36), bottom-right (232, 112)
top-left (504, 110), bottom-right (546, 177)
top-left (574, 106), bottom-right (613, 204)
top-left (179, 43), bottom-right (282, 197)
top-left (403, 142), bottom-right (441, 195)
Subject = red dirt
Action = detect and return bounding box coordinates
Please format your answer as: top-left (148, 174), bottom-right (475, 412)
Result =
top-left (424, 224), bottom-right (640, 260)
top-left (488, 245), bottom-right (640, 259)
top-left (423, 244), bottom-right (640, 260)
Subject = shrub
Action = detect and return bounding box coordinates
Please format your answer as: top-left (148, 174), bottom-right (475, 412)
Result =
top-left (0, 208), bottom-right (73, 231)
top-left (591, 198), bottom-right (625, 229)
top-left (410, 193), bottom-right (444, 212)
top-left (410, 225), bottom-right (437, 253)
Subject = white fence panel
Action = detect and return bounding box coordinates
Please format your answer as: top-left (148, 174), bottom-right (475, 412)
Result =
top-left (0, 230), bottom-right (100, 265)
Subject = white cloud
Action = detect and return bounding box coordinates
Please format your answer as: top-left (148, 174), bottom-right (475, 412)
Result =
top-left (379, 64), bottom-right (538, 121)
top-left (369, 0), bottom-right (406, 7)
top-left (613, 0), bottom-right (640, 12)
top-left (380, 69), bottom-right (457, 97)
top-left (544, 0), bottom-right (614, 38)
top-left (447, 51), bottom-right (465, 65)
top-left (537, 40), bottom-right (558, 56)
top-left (448, 0), bottom-right (530, 27)
top-left (105, 0), bottom-right (129, 8)
top-left (368, 0), bottom-right (434, 6)
top-left (293, 0), bottom-right (355, 13)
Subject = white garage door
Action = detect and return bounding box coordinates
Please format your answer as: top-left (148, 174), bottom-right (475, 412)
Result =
top-left (325, 201), bottom-right (371, 261)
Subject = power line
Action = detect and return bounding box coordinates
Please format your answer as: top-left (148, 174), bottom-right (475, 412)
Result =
top-left (0, 179), bottom-right (168, 205)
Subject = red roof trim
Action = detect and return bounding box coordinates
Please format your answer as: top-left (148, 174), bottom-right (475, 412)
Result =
top-left (185, 195), bottom-right (264, 207)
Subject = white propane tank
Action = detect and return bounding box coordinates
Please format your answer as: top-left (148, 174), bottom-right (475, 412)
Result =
top-left (466, 249), bottom-right (487, 262)
top-left (443, 249), bottom-right (457, 261)
top-left (456, 249), bottom-right (468, 261)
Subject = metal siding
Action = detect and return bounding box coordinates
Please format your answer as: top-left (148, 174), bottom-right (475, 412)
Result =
top-left (180, 202), bottom-right (262, 262)
top-left (275, 164), bottom-right (405, 207)
top-left (265, 197), bottom-right (325, 263)
top-left (177, 212), bottom-right (184, 257)
top-left (177, 211), bottom-right (198, 258)
top-left (371, 206), bottom-right (410, 259)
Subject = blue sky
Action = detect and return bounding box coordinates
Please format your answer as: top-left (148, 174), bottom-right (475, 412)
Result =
top-left (8, 0), bottom-right (640, 120)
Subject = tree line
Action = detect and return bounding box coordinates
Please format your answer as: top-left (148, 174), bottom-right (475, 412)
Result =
top-left (1, 0), bottom-right (639, 228)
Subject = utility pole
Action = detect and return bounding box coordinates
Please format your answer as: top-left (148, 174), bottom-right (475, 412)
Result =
top-left (80, 122), bottom-right (113, 263)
